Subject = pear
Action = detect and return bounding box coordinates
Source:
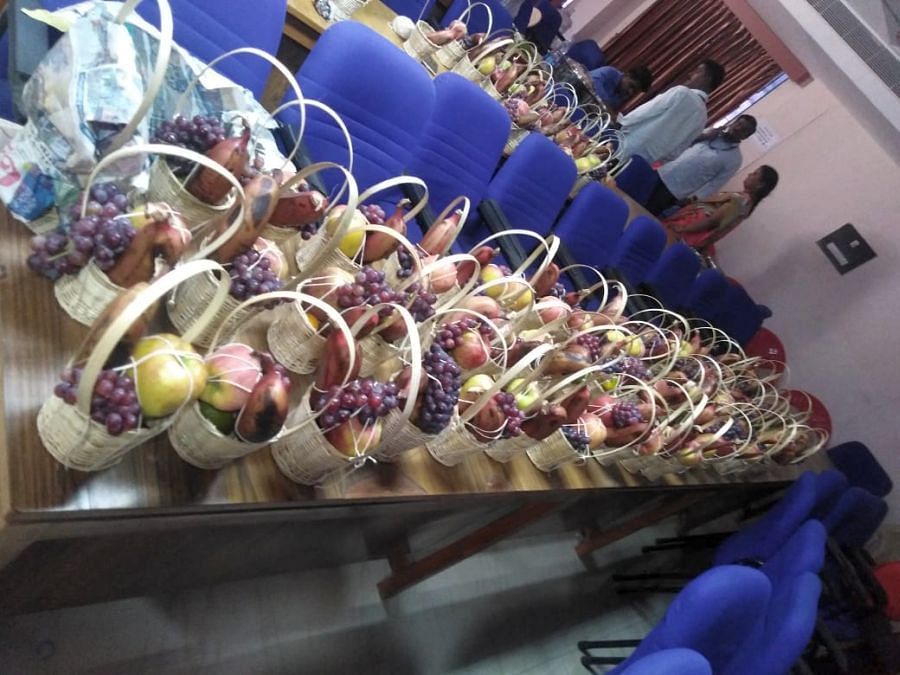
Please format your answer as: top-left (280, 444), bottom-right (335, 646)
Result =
top-left (132, 334), bottom-right (207, 418)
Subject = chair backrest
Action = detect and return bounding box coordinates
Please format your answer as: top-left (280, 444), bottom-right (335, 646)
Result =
top-left (608, 215), bottom-right (667, 286)
top-left (684, 269), bottom-right (729, 321)
top-left (381, 0), bottom-right (435, 20)
top-left (281, 22), bottom-right (436, 198)
top-left (811, 469), bottom-right (849, 520)
top-left (552, 181), bottom-right (629, 270)
top-left (441, 0), bottom-right (515, 34)
top-left (761, 519), bottom-right (827, 586)
top-left (723, 572), bottom-right (822, 675)
top-left (137, 0), bottom-right (288, 98)
top-left (827, 441), bottom-right (893, 498)
top-left (822, 486), bottom-right (888, 548)
top-left (566, 40), bottom-right (606, 71)
top-left (644, 242), bottom-right (701, 309)
top-left (615, 155), bottom-right (658, 206)
top-left (482, 132), bottom-right (577, 237)
top-left (405, 73), bottom-right (509, 222)
top-left (625, 565), bottom-right (771, 672)
top-left (714, 472), bottom-right (819, 566)
top-left (713, 284), bottom-right (768, 345)
top-left (619, 648), bottom-right (712, 675)
top-left (530, 0), bottom-right (563, 50)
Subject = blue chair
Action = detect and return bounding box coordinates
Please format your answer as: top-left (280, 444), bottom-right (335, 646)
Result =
top-left (822, 487), bottom-right (888, 549)
top-left (617, 649), bottom-right (711, 675)
top-left (459, 132), bottom-right (576, 261)
top-left (553, 181), bottom-right (629, 270)
top-left (580, 566), bottom-right (772, 674)
top-left (403, 73), bottom-right (509, 242)
top-left (567, 40), bottom-right (606, 71)
top-left (279, 22), bottom-right (436, 201)
top-left (827, 441), bottom-right (893, 498)
top-left (712, 284), bottom-right (771, 346)
top-left (713, 471), bottom-right (819, 566)
top-left (723, 572), bottom-right (822, 675)
top-left (615, 156), bottom-right (658, 206)
top-left (529, 0), bottom-right (563, 52)
top-left (811, 469), bottom-right (849, 520)
top-left (382, 0), bottom-right (435, 20)
top-left (761, 519), bottom-right (828, 586)
top-left (683, 269), bottom-right (729, 322)
top-left (136, 0), bottom-right (288, 99)
top-left (607, 215), bottom-right (667, 287)
top-left (643, 242), bottom-right (701, 309)
top-left (441, 0), bottom-right (514, 34)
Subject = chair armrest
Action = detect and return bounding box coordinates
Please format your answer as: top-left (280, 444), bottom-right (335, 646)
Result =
top-left (477, 198), bottom-right (528, 270)
top-left (401, 181), bottom-right (438, 233)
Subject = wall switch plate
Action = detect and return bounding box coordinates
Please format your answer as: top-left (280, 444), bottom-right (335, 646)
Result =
top-left (817, 223), bottom-right (876, 274)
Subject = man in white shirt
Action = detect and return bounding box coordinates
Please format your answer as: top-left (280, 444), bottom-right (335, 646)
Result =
top-left (617, 60), bottom-right (726, 165)
top-left (646, 115), bottom-right (758, 216)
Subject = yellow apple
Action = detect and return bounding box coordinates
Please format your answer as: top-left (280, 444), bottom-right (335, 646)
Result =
top-left (132, 334), bottom-right (207, 418)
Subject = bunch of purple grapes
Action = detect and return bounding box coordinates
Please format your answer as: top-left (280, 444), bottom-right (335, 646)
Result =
top-left (604, 356), bottom-right (651, 381)
top-left (404, 283), bottom-right (437, 322)
top-left (611, 401), bottom-right (644, 429)
top-left (360, 204), bottom-right (386, 225)
top-left (227, 248), bottom-right (284, 302)
top-left (548, 282), bottom-right (567, 299)
top-left (673, 358), bottom-right (701, 381)
top-left (313, 377), bottom-right (400, 429)
top-left (575, 333), bottom-right (603, 361)
top-left (436, 319), bottom-right (478, 351)
top-left (335, 267), bottom-right (404, 317)
top-left (417, 344), bottom-right (461, 435)
top-left (562, 425), bottom-right (590, 452)
top-left (299, 221), bottom-right (321, 241)
top-left (28, 183), bottom-right (134, 280)
top-left (54, 367), bottom-right (141, 436)
top-left (713, 417), bottom-right (748, 442)
top-left (151, 114), bottom-right (226, 176)
top-left (495, 391), bottom-right (524, 437)
top-left (396, 246), bottom-right (418, 279)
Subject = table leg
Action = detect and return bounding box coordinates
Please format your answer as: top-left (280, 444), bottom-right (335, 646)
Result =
top-left (377, 501), bottom-right (562, 600)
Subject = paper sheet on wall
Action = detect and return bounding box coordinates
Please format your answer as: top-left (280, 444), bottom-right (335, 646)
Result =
top-left (751, 120), bottom-right (781, 151)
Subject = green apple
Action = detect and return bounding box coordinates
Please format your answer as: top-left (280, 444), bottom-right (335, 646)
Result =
top-left (678, 340), bottom-right (695, 356)
top-left (506, 377), bottom-right (541, 411)
top-left (461, 373), bottom-right (494, 399)
top-left (575, 157), bottom-right (592, 173)
top-left (132, 334), bottom-right (207, 418)
top-left (477, 56), bottom-right (496, 75)
top-left (605, 329), bottom-right (627, 344)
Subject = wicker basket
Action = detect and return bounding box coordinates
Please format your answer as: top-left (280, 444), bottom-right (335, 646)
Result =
top-left (260, 224), bottom-right (302, 277)
top-left (434, 39), bottom-right (466, 70)
top-left (485, 432), bottom-right (536, 463)
top-left (37, 395), bottom-right (161, 471)
top-left (504, 125), bottom-right (530, 155)
top-left (38, 260), bottom-right (230, 471)
top-left (271, 395), bottom-right (356, 485)
top-left (451, 54), bottom-right (484, 82)
top-left (54, 261), bottom-right (126, 327)
top-left (373, 407), bottom-right (455, 463)
top-left (267, 302), bottom-right (324, 374)
top-left (403, 21), bottom-right (442, 61)
top-left (168, 400), bottom-right (267, 469)
top-left (426, 426), bottom-right (486, 466)
top-left (168, 270), bottom-right (247, 349)
top-left (527, 432), bottom-right (580, 472)
top-left (146, 158), bottom-right (234, 228)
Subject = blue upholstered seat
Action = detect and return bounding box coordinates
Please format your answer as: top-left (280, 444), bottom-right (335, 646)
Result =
top-left (553, 181), bottom-right (629, 270)
top-left (615, 156), bottom-right (658, 206)
top-left (567, 40), bottom-right (606, 71)
top-left (684, 269), bottom-right (729, 321)
top-left (607, 215), bottom-right (667, 286)
top-left (381, 0), bottom-right (435, 20)
top-left (643, 242), bottom-right (701, 309)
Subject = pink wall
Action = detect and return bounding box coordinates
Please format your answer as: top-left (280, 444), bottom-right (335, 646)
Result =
top-left (718, 78), bottom-right (900, 522)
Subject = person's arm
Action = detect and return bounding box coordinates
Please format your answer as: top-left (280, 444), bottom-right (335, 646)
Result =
top-left (619, 86), bottom-right (683, 128)
top-left (671, 202), bottom-right (733, 233)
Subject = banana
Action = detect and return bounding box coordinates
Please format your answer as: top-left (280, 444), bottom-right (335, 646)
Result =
top-left (268, 189), bottom-right (328, 227)
top-left (419, 209), bottom-right (462, 256)
top-left (531, 262), bottom-right (560, 298)
top-left (314, 329), bottom-right (361, 391)
top-left (362, 199), bottom-right (408, 264)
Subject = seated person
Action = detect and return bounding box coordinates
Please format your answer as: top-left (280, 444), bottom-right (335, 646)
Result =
top-left (589, 65), bottom-right (653, 116)
top-left (662, 165), bottom-right (779, 254)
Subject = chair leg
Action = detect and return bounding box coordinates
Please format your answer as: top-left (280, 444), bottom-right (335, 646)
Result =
top-left (613, 572), bottom-right (694, 582)
top-left (578, 639), bottom-right (642, 652)
top-left (581, 655), bottom-right (626, 673)
top-left (814, 617), bottom-right (851, 673)
top-left (616, 584), bottom-right (684, 594)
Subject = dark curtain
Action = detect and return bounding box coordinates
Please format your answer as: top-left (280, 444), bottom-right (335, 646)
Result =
top-left (601, 0), bottom-right (782, 121)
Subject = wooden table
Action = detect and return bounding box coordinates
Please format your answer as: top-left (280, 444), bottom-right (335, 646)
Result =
top-left (0, 202), bottom-right (818, 610)
top-left (285, 0), bottom-right (403, 49)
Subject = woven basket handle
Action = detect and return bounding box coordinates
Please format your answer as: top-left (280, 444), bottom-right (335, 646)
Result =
top-left (427, 306), bottom-right (508, 363)
top-left (357, 175), bottom-right (430, 225)
top-left (588, 376), bottom-right (664, 458)
top-left (469, 36), bottom-right (514, 65)
top-left (103, 0), bottom-right (174, 155)
top-left (397, 252), bottom-right (480, 309)
top-left (81, 142), bottom-right (248, 261)
top-left (172, 47), bottom-right (307, 168)
top-left (458, 2), bottom-right (493, 39)
top-left (73, 259), bottom-right (230, 416)
top-left (269, 99), bottom-right (351, 176)
top-left (460, 341), bottom-right (555, 423)
top-left (523, 363), bottom-right (611, 414)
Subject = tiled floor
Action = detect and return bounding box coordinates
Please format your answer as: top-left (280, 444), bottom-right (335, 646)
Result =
top-left (0, 524), bottom-right (676, 674)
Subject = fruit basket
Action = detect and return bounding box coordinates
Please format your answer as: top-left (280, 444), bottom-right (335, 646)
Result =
top-left (271, 304), bottom-right (420, 485)
top-left (452, 35), bottom-right (514, 83)
top-left (38, 260), bottom-right (230, 471)
top-left (168, 290), bottom-right (353, 469)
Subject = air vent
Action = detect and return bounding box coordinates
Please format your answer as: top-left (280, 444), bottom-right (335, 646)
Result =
top-left (806, 0), bottom-right (900, 96)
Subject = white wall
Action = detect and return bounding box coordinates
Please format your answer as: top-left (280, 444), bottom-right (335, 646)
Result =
top-left (718, 78), bottom-right (900, 521)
